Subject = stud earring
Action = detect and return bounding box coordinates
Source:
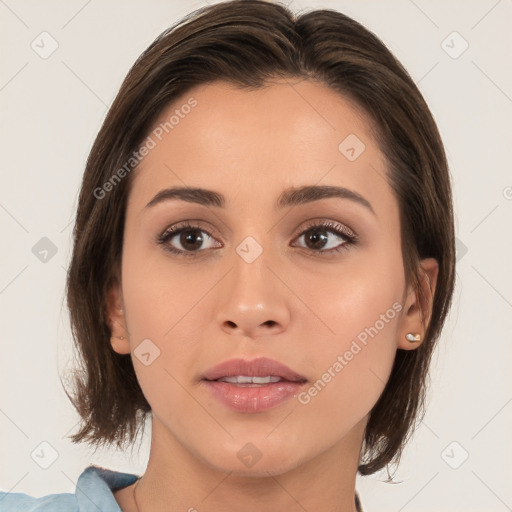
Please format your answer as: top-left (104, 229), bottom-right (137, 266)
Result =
top-left (405, 333), bottom-right (421, 343)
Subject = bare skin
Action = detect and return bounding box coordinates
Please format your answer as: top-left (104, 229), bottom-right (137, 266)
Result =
top-left (108, 78), bottom-right (438, 512)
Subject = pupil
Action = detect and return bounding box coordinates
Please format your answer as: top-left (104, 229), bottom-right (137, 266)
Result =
top-left (181, 229), bottom-right (203, 250)
top-left (306, 229), bottom-right (328, 249)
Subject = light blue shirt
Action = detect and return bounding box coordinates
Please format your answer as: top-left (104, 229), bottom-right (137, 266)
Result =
top-left (0, 465), bottom-right (139, 511)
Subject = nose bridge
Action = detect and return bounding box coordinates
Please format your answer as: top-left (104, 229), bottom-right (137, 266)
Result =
top-left (230, 237), bottom-right (276, 308)
top-left (215, 237), bottom-right (291, 336)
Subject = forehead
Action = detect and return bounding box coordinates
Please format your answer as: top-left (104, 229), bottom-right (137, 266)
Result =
top-left (128, 78), bottom-right (392, 215)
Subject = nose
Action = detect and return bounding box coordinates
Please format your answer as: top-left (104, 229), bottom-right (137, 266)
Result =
top-left (215, 245), bottom-right (291, 339)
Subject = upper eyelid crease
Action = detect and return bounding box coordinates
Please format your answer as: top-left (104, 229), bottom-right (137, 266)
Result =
top-left (158, 219), bottom-right (356, 241)
top-left (144, 185), bottom-right (375, 215)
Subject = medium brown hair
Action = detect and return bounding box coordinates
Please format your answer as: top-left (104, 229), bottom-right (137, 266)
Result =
top-left (64, 0), bottom-right (455, 476)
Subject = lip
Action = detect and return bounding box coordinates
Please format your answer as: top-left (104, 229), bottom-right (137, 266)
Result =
top-left (200, 357), bottom-right (307, 413)
top-left (201, 357), bottom-right (307, 382)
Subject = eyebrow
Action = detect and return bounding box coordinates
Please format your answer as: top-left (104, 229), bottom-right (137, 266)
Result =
top-left (145, 185), bottom-right (375, 214)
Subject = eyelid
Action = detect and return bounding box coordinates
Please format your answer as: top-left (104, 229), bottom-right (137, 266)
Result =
top-left (297, 218), bottom-right (357, 240)
top-left (158, 218), bottom-right (356, 240)
top-left (158, 219), bottom-right (219, 239)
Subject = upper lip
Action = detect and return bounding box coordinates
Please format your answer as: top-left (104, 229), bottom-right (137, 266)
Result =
top-left (201, 357), bottom-right (307, 382)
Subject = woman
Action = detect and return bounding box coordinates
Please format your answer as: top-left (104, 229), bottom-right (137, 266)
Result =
top-left (0, 0), bottom-right (455, 510)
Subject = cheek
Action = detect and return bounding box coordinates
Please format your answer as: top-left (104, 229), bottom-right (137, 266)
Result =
top-left (120, 236), bottom-right (209, 340)
top-left (119, 242), bottom-right (219, 397)
top-left (291, 255), bottom-right (404, 422)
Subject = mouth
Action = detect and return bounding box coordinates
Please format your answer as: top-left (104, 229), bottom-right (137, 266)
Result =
top-left (200, 357), bottom-right (308, 413)
top-left (201, 356), bottom-right (307, 384)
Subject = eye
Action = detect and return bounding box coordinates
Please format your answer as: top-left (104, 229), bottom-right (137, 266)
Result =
top-left (156, 219), bottom-right (358, 258)
top-left (292, 220), bottom-right (357, 255)
top-left (156, 222), bottom-right (221, 256)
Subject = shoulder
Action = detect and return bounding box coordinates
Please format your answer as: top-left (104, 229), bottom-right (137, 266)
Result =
top-left (0, 490), bottom-right (77, 511)
top-left (0, 465), bottom-right (139, 512)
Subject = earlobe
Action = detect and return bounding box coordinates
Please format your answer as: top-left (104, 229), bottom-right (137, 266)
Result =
top-left (111, 333), bottom-right (131, 355)
top-left (106, 284), bottom-right (130, 355)
top-left (397, 257), bottom-right (439, 351)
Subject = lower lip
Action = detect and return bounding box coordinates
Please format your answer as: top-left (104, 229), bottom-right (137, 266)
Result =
top-left (202, 380), bottom-right (305, 413)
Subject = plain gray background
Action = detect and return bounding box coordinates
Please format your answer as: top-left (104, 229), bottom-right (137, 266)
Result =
top-left (1, 1), bottom-right (511, 510)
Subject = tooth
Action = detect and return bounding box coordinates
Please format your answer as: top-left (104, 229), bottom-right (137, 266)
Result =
top-left (216, 375), bottom-right (283, 384)
top-left (252, 376), bottom-right (271, 384)
top-left (218, 376), bottom-right (239, 383)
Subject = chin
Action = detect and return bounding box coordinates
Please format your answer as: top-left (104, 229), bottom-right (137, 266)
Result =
top-left (198, 438), bottom-right (308, 478)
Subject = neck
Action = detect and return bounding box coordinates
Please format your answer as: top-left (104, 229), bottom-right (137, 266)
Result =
top-left (131, 415), bottom-right (365, 512)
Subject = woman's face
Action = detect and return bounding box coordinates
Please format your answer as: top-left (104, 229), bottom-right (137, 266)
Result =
top-left (110, 79), bottom-right (425, 476)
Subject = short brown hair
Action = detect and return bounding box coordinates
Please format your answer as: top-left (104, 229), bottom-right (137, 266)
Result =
top-left (64, 0), bottom-right (455, 476)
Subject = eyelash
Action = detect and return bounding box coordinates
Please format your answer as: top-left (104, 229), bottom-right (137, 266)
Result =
top-left (155, 220), bottom-right (358, 258)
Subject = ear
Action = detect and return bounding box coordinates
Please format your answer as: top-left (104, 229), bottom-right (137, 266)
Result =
top-left (397, 257), bottom-right (439, 350)
top-left (106, 282), bottom-right (130, 355)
